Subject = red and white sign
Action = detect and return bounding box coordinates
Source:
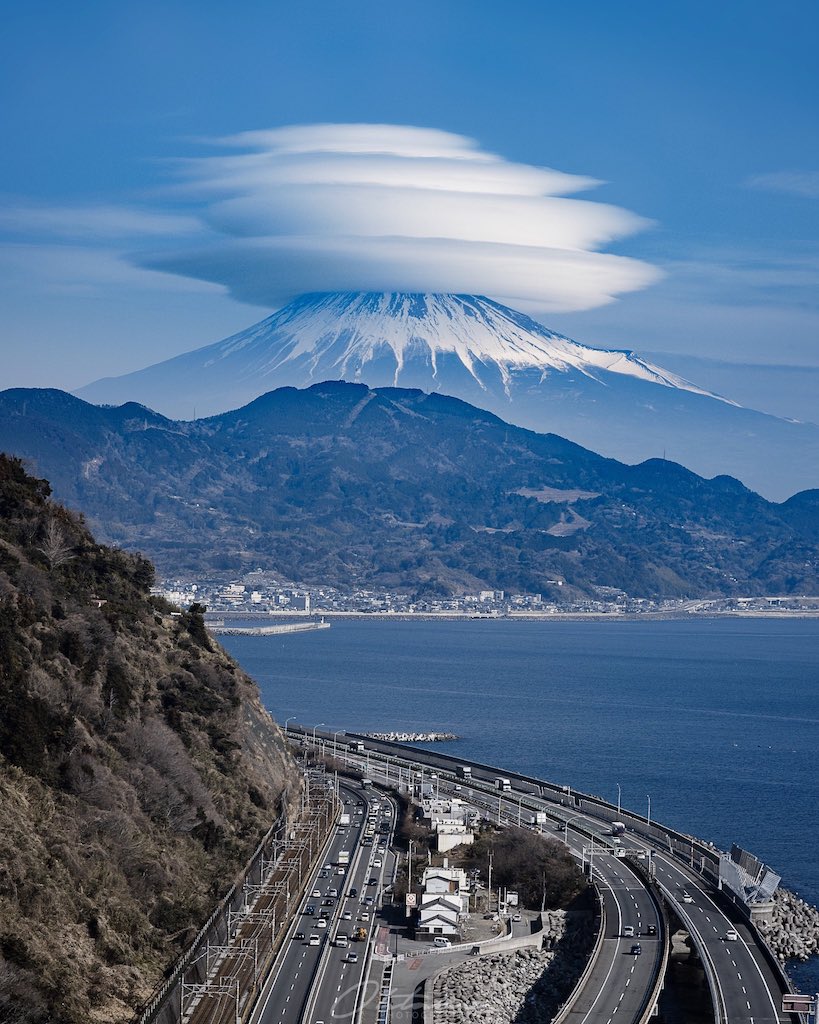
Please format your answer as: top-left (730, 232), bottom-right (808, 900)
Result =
top-left (405, 893), bottom-right (417, 907)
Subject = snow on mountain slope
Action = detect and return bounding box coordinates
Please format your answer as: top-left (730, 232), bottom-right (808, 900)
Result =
top-left (192, 292), bottom-right (727, 400)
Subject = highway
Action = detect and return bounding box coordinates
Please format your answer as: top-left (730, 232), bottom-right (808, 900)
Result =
top-left (371, 756), bottom-right (665, 1024)
top-left (250, 782), bottom-right (397, 1024)
top-left (330, 732), bottom-right (796, 1024)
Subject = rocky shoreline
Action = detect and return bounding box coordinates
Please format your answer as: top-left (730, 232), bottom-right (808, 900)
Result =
top-left (433, 911), bottom-right (592, 1024)
top-left (363, 730), bottom-right (459, 742)
top-left (759, 889), bottom-right (819, 964)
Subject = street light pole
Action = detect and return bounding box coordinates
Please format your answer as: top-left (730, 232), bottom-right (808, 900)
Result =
top-left (616, 783), bottom-right (621, 816)
top-left (312, 722), bottom-right (326, 752)
top-left (284, 716), bottom-right (295, 735)
top-left (647, 794), bottom-right (651, 829)
top-left (408, 840), bottom-right (415, 906)
top-left (563, 815), bottom-right (584, 851)
top-left (332, 730), bottom-right (344, 760)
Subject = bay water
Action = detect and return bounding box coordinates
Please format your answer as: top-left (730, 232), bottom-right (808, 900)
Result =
top-left (221, 616), bottom-right (819, 990)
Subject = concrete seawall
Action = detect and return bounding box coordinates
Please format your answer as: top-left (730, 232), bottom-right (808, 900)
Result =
top-left (208, 620), bottom-right (331, 637)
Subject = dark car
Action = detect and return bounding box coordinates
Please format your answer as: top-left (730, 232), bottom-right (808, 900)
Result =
top-left (630, 943), bottom-right (642, 956)
top-left (304, 906), bottom-right (315, 915)
top-left (323, 898), bottom-right (335, 906)
top-left (367, 877), bottom-right (377, 886)
top-left (294, 931), bottom-right (305, 941)
top-left (646, 924), bottom-right (657, 936)
top-left (349, 887), bottom-right (358, 898)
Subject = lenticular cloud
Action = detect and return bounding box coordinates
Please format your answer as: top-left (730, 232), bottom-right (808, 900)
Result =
top-left (142, 124), bottom-right (661, 312)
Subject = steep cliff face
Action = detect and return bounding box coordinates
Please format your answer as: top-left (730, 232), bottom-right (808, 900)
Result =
top-left (0, 454), bottom-right (299, 1023)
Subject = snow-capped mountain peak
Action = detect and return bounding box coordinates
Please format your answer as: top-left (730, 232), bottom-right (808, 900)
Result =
top-left (77, 290), bottom-right (819, 500)
top-left (205, 292), bottom-right (727, 401)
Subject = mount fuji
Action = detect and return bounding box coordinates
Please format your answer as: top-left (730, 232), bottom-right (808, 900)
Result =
top-left (77, 292), bottom-right (819, 499)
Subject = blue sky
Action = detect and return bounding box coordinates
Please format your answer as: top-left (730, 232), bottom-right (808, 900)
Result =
top-left (1, 0), bottom-right (818, 411)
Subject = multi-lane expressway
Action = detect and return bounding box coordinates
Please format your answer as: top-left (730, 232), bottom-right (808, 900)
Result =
top-left (249, 781), bottom-right (397, 1024)
top-left (316, 731), bottom-right (798, 1024)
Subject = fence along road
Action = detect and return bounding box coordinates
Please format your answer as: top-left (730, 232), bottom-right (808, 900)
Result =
top-left (307, 729), bottom-right (799, 1024)
top-left (293, 730), bottom-right (666, 1024)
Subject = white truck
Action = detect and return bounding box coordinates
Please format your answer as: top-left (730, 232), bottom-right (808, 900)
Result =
top-left (495, 777), bottom-right (512, 792)
top-left (339, 813), bottom-right (351, 827)
top-left (456, 765), bottom-right (472, 779)
top-left (609, 821), bottom-right (626, 836)
top-left (337, 849), bottom-right (351, 866)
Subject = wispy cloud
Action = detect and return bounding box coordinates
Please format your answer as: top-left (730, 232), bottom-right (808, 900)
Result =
top-left (137, 124), bottom-right (662, 312)
top-left (0, 202), bottom-right (201, 240)
top-left (744, 171), bottom-right (819, 199)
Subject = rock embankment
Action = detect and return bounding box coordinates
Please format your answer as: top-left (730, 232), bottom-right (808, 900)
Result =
top-left (433, 910), bottom-right (593, 1024)
top-left (363, 731), bottom-right (459, 742)
top-left (758, 889), bottom-right (819, 963)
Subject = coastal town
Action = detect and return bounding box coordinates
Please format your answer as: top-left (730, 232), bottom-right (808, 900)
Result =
top-left (154, 573), bottom-right (819, 619)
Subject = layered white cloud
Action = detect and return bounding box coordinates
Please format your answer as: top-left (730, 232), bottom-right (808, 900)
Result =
top-left (140, 124), bottom-right (661, 312)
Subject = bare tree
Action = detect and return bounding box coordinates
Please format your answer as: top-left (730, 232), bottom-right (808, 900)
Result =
top-left (38, 518), bottom-right (75, 570)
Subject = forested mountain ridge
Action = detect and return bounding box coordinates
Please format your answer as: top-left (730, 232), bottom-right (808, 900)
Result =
top-left (1, 383), bottom-right (817, 599)
top-left (0, 454), bottom-right (297, 1023)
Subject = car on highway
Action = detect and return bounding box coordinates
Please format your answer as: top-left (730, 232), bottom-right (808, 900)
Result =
top-left (373, 859), bottom-right (382, 867)
top-left (329, 888), bottom-right (338, 897)
top-left (360, 912), bottom-right (370, 921)
top-left (319, 870), bottom-right (330, 878)
top-left (623, 925), bottom-right (634, 938)
top-left (512, 913), bottom-right (522, 922)
top-left (294, 931), bottom-right (305, 941)
top-left (630, 943), bottom-right (642, 955)
top-left (367, 877), bottom-right (377, 885)
top-left (681, 892), bottom-right (694, 903)
top-left (342, 911), bottom-right (352, 920)
top-left (726, 928), bottom-right (739, 941)
top-left (311, 889), bottom-right (322, 898)
top-left (304, 906), bottom-right (315, 915)
top-left (316, 918), bottom-right (327, 929)
top-left (349, 887), bottom-right (358, 898)
top-left (323, 898), bottom-right (335, 906)
top-left (345, 952), bottom-right (359, 963)
top-left (364, 896), bottom-right (374, 906)
top-left (645, 924), bottom-right (657, 936)
top-left (309, 934), bottom-right (320, 946)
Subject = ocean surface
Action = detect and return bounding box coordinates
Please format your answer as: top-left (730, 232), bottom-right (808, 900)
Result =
top-left (221, 616), bottom-right (819, 991)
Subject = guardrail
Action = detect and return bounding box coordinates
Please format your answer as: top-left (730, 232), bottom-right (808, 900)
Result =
top-left (625, 856), bottom-right (671, 1024)
top-left (341, 732), bottom-right (724, 884)
top-left (552, 883), bottom-right (605, 1024)
top-left (302, 731), bottom-right (795, 1024)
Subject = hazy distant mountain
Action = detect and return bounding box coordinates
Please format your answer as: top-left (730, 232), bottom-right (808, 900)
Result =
top-left (3, 382), bottom-right (817, 599)
top-left (643, 351), bottom-right (819, 426)
top-left (76, 292), bottom-right (819, 500)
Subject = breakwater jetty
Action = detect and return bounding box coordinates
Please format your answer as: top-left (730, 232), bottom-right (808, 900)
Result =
top-left (208, 619), bottom-right (331, 637)
top-left (362, 730), bottom-right (459, 742)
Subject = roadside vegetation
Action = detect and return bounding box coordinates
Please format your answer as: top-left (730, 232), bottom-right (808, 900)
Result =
top-left (455, 827), bottom-right (587, 910)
